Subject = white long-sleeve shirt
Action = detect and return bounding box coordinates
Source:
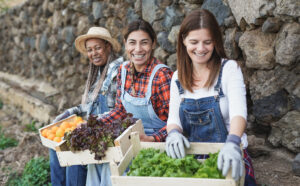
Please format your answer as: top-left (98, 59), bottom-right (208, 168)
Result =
top-left (167, 59), bottom-right (248, 148)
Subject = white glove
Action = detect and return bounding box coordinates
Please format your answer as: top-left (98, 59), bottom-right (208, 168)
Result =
top-left (53, 106), bottom-right (81, 123)
top-left (165, 129), bottom-right (190, 159)
top-left (217, 135), bottom-right (244, 181)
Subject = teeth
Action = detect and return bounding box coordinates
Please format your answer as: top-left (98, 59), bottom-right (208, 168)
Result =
top-left (132, 54), bottom-right (145, 58)
top-left (194, 52), bottom-right (206, 57)
top-left (93, 58), bottom-right (101, 62)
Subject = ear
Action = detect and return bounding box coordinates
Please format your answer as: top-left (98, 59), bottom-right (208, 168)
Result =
top-left (182, 36), bottom-right (187, 47)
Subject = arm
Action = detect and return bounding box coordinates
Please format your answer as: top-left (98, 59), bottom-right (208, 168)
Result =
top-left (150, 67), bottom-right (173, 142)
top-left (218, 60), bottom-right (247, 181)
top-left (167, 71), bottom-right (183, 133)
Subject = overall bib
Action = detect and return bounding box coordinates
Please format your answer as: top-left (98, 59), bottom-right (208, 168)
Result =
top-left (120, 61), bottom-right (168, 136)
top-left (177, 60), bottom-right (256, 186)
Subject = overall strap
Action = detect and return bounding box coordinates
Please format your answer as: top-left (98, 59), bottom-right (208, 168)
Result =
top-left (175, 79), bottom-right (185, 95)
top-left (145, 63), bottom-right (169, 101)
top-left (121, 61), bottom-right (130, 97)
top-left (214, 59), bottom-right (229, 97)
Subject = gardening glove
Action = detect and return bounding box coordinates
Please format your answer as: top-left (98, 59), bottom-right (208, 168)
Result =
top-left (217, 134), bottom-right (244, 181)
top-left (166, 129), bottom-right (190, 159)
top-left (53, 106), bottom-right (81, 123)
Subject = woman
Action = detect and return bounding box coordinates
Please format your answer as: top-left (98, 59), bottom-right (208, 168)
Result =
top-left (165, 9), bottom-right (256, 185)
top-left (87, 19), bottom-right (173, 186)
top-left (50, 27), bottom-right (123, 186)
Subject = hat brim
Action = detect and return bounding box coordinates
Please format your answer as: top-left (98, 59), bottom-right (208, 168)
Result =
top-left (75, 34), bottom-right (121, 56)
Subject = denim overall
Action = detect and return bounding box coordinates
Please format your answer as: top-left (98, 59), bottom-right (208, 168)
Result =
top-left (177, 60), bottom-right (256, 185)
top-left (178, 60), bottom-right (229, 143)
top-left (86, 62), bottom-right (122, 186)
top-left (120, 61), bottom-right (168, 135)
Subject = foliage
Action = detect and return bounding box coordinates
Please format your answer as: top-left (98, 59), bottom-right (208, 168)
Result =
top-left (6, 157), bottom-right (51, 186)
top-left (64, 113), bottom-right (138, 160)
top-left (0, 126), bottom-right (18, 150)
top-left (24, 121), bottom-right (38, 132)
top-left (127, 148), bottom-right (224, 179)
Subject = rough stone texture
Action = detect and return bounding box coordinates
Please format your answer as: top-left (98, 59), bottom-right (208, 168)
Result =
top-left (292, 153), bottom-right (300, 176)
top-left (168, 25), bottom-right (180, 45)
top-left (154, 47), bottom-right (169, 63)
top-left (249, 66), bottom-right (298, 101)
top-left (162, 5), bottom-right (184, 30)
top-left (274, 0), bottom-right (300, 18)
top-left (225, 0), bottom-right (275, 26)
top-left (268, 111), bottom-right (300, 153)
top-left (262, 17), bottom-right (282, 33)
top-left (247, 135), bottom-right (270, 158)
top-left (252, 89), bottom-right (289, 125)
top-left (201, 0), bottom-right (231, 26)
top-left (224, 28), bottom-right (240, 59)
top-left (157, 31), bottom-right (176, 53)
top-left (239, 29), bottom-right (276, 69)
top-left (142, 0), bottom-right (158, 24)
top-left (275, 23), bottom-right (300, 66)
top-left (166, 53), bottom-right (177, 72)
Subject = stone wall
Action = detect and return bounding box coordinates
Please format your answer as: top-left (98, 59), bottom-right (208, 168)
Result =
top-left (0, 0), bottom-right (299, 153)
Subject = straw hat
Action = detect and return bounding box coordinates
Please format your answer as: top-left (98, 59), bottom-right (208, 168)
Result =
top-left (75, 27), bottom-right (121, 55)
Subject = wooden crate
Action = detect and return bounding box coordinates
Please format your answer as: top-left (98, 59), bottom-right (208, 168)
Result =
top-left (55, 119), bottom-right (144, 167)
top-left (110, 132), bottom-right (245, 186)
top-left (38, 114), bottom-right (77, 150)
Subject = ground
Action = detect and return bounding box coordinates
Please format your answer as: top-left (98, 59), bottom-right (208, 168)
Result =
top-left (0, 104), bottom-right (300, 186)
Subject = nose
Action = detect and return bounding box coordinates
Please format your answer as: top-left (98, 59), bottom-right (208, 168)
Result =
top-left (91, 49), bottom-right (98, 56)
top-left (135, 43), bottom-right (142, 51)
top-left (197, 42), bottom-right (205, 52)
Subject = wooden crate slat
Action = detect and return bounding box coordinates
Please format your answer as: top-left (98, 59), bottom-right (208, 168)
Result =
top-left (38, 114), bottom-right (77, 150)
top-left (111, 176), bottom-right (236, 186)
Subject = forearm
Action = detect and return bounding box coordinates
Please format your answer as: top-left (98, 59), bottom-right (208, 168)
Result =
top-left (229, 116), bottom-right (246, 137)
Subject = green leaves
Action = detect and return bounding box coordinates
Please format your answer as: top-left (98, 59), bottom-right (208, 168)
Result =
top-left (7, 157), bottom-right (51, 186)
top-left (128, 148), bottom-right (224, 179)
top-left (0, 126), bottom-right (18, 150)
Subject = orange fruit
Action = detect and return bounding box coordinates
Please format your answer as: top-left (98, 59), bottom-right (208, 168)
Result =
top-left (42, 129), bottom-right (49, 138)
top-left (51, 126), bottom-right (59, 133)
top-left (47, 133), bottom-right (55, 140)
top-left (60, 122), bottom-right (70, 130)
top-left (53, 137), bottom-right (62, 142)
top-left (56, 128), bottom-right (65, 137)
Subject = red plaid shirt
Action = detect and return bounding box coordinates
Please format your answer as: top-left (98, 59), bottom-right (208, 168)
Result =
top-left (100, 57), bottom-right (173, 142)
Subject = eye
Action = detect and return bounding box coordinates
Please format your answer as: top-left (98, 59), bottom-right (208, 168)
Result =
top-left (95, 46), bottom-right (101, 50)
top-left (87, 48), bottom-right (92, 53)
top-left (204, 40), bottom-right (212, 45)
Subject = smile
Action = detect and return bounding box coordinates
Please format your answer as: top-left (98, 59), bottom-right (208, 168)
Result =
top-left (194, 52), bottom-right (206, 57)
top-left (92, 57), bottom-right (102, 62)
top-left (132, 54), bottom-right (145, 59)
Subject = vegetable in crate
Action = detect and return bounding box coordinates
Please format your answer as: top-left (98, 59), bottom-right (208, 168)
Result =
top-left (127, 148), bottom-right (224, 179)
top-left (64, 113), bottom-right (137, 160)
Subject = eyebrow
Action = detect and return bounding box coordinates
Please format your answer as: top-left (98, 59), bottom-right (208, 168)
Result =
top-left (128, 38), bottom-right (149, 42)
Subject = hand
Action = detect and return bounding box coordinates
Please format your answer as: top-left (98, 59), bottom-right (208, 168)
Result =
top-left (53, 106), bottom-right (81, 123)
top-left (165, 129), bottom-right (190, 159)
top-left (139, 133), bottom-right (155, 142)
top-left (217, 142), bottom-right (244, 181)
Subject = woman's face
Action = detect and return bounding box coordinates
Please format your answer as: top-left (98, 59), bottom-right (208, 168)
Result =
top-left (86, 38), bottom-right (111, 66)
top-left (183, 28), bottom-right (214, 66)
top-left (125, 30), bottom-right (155, 72)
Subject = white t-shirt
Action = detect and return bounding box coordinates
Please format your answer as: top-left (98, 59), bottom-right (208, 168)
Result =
top-left (167, 59), bottom-right (248, 148)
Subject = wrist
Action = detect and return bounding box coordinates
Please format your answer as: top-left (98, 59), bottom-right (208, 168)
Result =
top-left (168, 128), bottom-right (181, 135)
top-left (226, 134), bottom-right (241, 146)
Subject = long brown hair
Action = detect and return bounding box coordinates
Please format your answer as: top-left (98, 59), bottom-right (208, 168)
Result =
top-left (177, 9), bottom-right (227, 92)
top-left (123, 19), bottom-right (157, 95)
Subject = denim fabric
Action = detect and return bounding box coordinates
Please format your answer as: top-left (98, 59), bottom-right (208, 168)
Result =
top-left (49, 149), bottom-right (87, 186)
top-left (120, 61), bottom-right (168, 135)
top-left (177, 59), bottom-right (256, 185)
top-left (177, 60), bottom-right (229, 143)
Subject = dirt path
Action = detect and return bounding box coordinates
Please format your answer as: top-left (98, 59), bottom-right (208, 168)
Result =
top-left (0, 104), bottom-right (300, 186)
